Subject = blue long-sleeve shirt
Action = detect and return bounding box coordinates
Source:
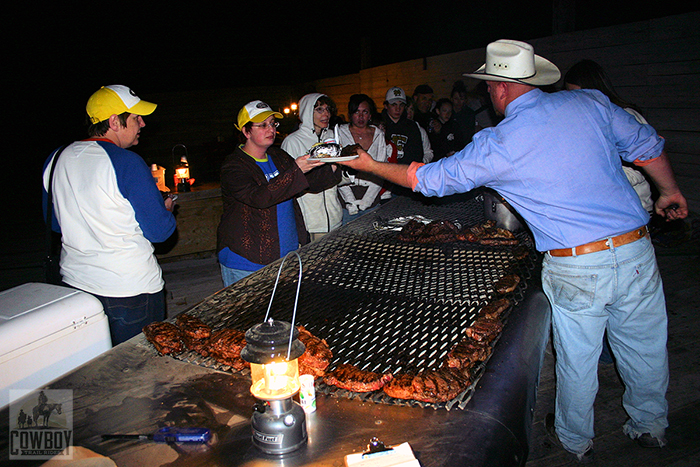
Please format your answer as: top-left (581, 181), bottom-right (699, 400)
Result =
top-left (414, 89), bottom-right (663, 251)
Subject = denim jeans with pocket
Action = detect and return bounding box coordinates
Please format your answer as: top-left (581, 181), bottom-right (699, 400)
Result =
top-left (542, 234), bottom-right (668, 454)
top-left (94, 290), bottom-right (165, 346)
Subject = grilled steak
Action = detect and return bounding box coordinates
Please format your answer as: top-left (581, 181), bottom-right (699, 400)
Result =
top-left (176, 313), bottom-right (211, 352)
top-left (465, 317), bottom-right (503, 343)
top-left (323, 363), bottom-right (393, 392)
top-left (382, 373), bottom-right (416, 399)
top-left (445, 338), bottom-right (492, 368)
top-left (384, 367), bottom-right (472, 403)
top-left (199, 328), bottom-right (248, 371)
top-left (341, 143), bottom-right (362, 157)
top-left (143, 322), bottom-right (185, 356)
top-left (479, 298), bottom-right (511, 320)
top-left (297, 325), bottom-right (333, 377)
top-left (494, 274), bottom-right (520, 295)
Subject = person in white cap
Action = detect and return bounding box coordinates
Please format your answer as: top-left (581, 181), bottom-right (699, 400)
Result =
top-left (338, 39), bottom-right (688, 463)
top-left (42, 85), bottom-right (176, 345)
top-left (216, 100), bottom-right (341, 286)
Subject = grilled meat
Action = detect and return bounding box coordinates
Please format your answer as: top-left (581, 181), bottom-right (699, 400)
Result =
top-left (323, 363), bottom-right (393, 392)
top-left (199, 328), bottom-right (248, 371)
top-left (382, 373), bottom-right (416, 399)
top-left (383, 367), bottom-right (472, 403)
top-left (341, 143), bottom-right (362, 157)
top-left (143, 322), bottom-right (185, 356)
top-left (297, 325), bottom-right (333, 377)
top-left (176, 313), bottom-right (211, 352)
top-left (494, 274), bottom-right (520, 295)
top-left (479, 298), bottom-right (511, 320)
top-left (445, 338), bottom-right (492, 368)
top-left (465, 317), bottom-right (503, 343)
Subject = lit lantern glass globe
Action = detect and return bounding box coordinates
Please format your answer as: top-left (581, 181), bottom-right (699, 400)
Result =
top-left (241, 319), bottom-right (307, 455)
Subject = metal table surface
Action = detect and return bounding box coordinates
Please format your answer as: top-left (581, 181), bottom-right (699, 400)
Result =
top-left (0, 194), bottom-right (551, 467)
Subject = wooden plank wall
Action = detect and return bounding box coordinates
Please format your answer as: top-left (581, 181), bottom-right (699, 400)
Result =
top-left (141, 12), bottom-right (698, 214)
top-left (311, 12), bottom-right (700, 214)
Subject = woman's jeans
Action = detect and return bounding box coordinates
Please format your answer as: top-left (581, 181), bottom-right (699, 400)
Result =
top-left (93, 291), bottom-right (165, 346)
top-left (220, 264), bottom-right (254, 287)
top-left (542, 235), bottom-right (668, 454)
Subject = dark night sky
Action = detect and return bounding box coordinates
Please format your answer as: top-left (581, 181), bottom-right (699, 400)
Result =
top-left (5, 1), bottom-right (698, 199)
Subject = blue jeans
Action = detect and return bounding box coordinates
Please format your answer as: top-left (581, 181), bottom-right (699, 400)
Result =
top-left (542, 234), bottom-right (668, 455)
top-left (93, 291), bottom-right (165, 346)
top-left (220, 264), bottom-right (254, 287)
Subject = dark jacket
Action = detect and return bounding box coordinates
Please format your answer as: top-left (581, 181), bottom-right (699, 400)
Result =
top-left (381, 109), bottom-right (425, 165)
top-left (216, 145), bottom-right (341, 265)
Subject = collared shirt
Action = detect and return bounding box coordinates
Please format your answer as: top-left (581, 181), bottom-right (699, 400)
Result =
top-left (413, 88), bottom-right (664, 252)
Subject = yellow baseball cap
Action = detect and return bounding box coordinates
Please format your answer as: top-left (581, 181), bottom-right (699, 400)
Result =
top-left (86, 85), bottom-right (157, 124)
top-left (236, 100), bottom-right (283, 130)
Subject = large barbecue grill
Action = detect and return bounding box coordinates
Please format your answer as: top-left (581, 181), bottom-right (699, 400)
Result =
top-left (175, 193), bottom-right (540, 411)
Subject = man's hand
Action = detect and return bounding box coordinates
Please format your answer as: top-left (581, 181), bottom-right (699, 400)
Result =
top-left (655, 193), bottom-right (688, 221)
top-left (336, 148), bottom-right (414, 189)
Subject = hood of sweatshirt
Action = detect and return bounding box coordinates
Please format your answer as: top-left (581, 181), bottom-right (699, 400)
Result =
top-left (298, 93), bottom-right (328, 135)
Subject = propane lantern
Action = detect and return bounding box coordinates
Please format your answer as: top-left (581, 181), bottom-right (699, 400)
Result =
top-left (240, 252), bottom-right (308, 455)
top-left (172, 144), bottom-right (192, 192)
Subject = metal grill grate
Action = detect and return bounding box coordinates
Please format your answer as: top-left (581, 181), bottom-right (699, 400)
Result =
top-left (176, 194), bottom-right (540, 410)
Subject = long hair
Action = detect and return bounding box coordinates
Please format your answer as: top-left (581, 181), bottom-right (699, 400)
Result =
top-left (564, 60), bottom-right (642, 114)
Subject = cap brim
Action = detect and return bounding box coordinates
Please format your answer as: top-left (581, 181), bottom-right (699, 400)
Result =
top-left (250, 110), bottom-right (284, 123)
top-left (128, 99), bottom-right (157, 116)
top-left (463, 55), bottom-right (560, 86)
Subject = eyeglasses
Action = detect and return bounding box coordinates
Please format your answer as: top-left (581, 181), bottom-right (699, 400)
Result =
top-left (314, 106), bottom-right (331, 115)
top-left (251, 121), bottom-right (279, 129)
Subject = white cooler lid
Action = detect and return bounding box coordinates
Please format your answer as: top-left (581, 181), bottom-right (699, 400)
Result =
top-left (0, 283), bottom-right (105, 357)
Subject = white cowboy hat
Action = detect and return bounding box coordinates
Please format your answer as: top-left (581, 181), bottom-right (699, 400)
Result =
top-left (463, 39), bottom-right (560, 86)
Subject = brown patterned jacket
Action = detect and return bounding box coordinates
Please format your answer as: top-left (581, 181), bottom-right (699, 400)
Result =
top-left (216, 145), bottom-right (341, 265)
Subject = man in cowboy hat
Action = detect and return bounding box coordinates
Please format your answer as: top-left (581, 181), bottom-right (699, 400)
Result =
top-left (338, 39), bottom-right (687, 463)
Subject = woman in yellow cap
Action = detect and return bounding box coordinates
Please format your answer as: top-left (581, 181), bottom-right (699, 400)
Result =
top-left (216, 100), bottom-right (342, 286)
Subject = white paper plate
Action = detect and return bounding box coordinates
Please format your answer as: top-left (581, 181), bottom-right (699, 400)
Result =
top-left (308, 155), bottom-right (359, 163)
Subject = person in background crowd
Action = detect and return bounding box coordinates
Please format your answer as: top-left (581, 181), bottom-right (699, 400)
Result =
top-left (427, 98), bottom-right (465, 162)
top-left (338, 39), bottom-right (687, 463)
top-left (217, 100), bottom-right (341, 286)
top-left (405, 97), bottom-right (434, 163)
top-left (467, 81), bottom-right (500, 130)
top-left (281, 93), bottom-right (343, 241)
top-left (336, 94), bottom-right (390, 223)
top-left (450, 80), bottom-right (477, 143)
top-left (382, 86), bottom-right (432, 166)
top-left (42, 85), bottom-right (176, 345)
top-left (411, 84), bottom-right (435, 130)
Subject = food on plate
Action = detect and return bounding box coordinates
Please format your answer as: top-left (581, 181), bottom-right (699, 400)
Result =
top-left (494, 274), bottom-right (520, 295)
top-left (478, 298), bottom-right (511, 320)
top-left (340, 143), bottom-right (362, 157)
top-left (143, 322), bottom-right (185, 355)
top-left (297, 325), bottom-right (333, 377)
top-left (176, 313), bottom-right (212, 352)
top-left (198, 328), bottom-right (248, 371)
top-left (309, 142), bottom-right (342, 158)
top-left (323, 363), bottom-right (393, 392)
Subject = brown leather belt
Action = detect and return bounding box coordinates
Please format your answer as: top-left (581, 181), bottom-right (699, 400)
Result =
top-left (548, 226), bottom-right (649, 257)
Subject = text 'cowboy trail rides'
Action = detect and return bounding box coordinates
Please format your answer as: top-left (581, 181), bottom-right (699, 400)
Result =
top-left (8, 389), bottom-right (74, 461)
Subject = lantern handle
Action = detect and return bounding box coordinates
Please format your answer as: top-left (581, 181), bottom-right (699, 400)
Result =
top-left (264, 251), bottom-right (303, 361)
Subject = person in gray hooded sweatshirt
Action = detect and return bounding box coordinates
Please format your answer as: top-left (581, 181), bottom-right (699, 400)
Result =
top-left (281, 93), bottom-right (343, 241)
